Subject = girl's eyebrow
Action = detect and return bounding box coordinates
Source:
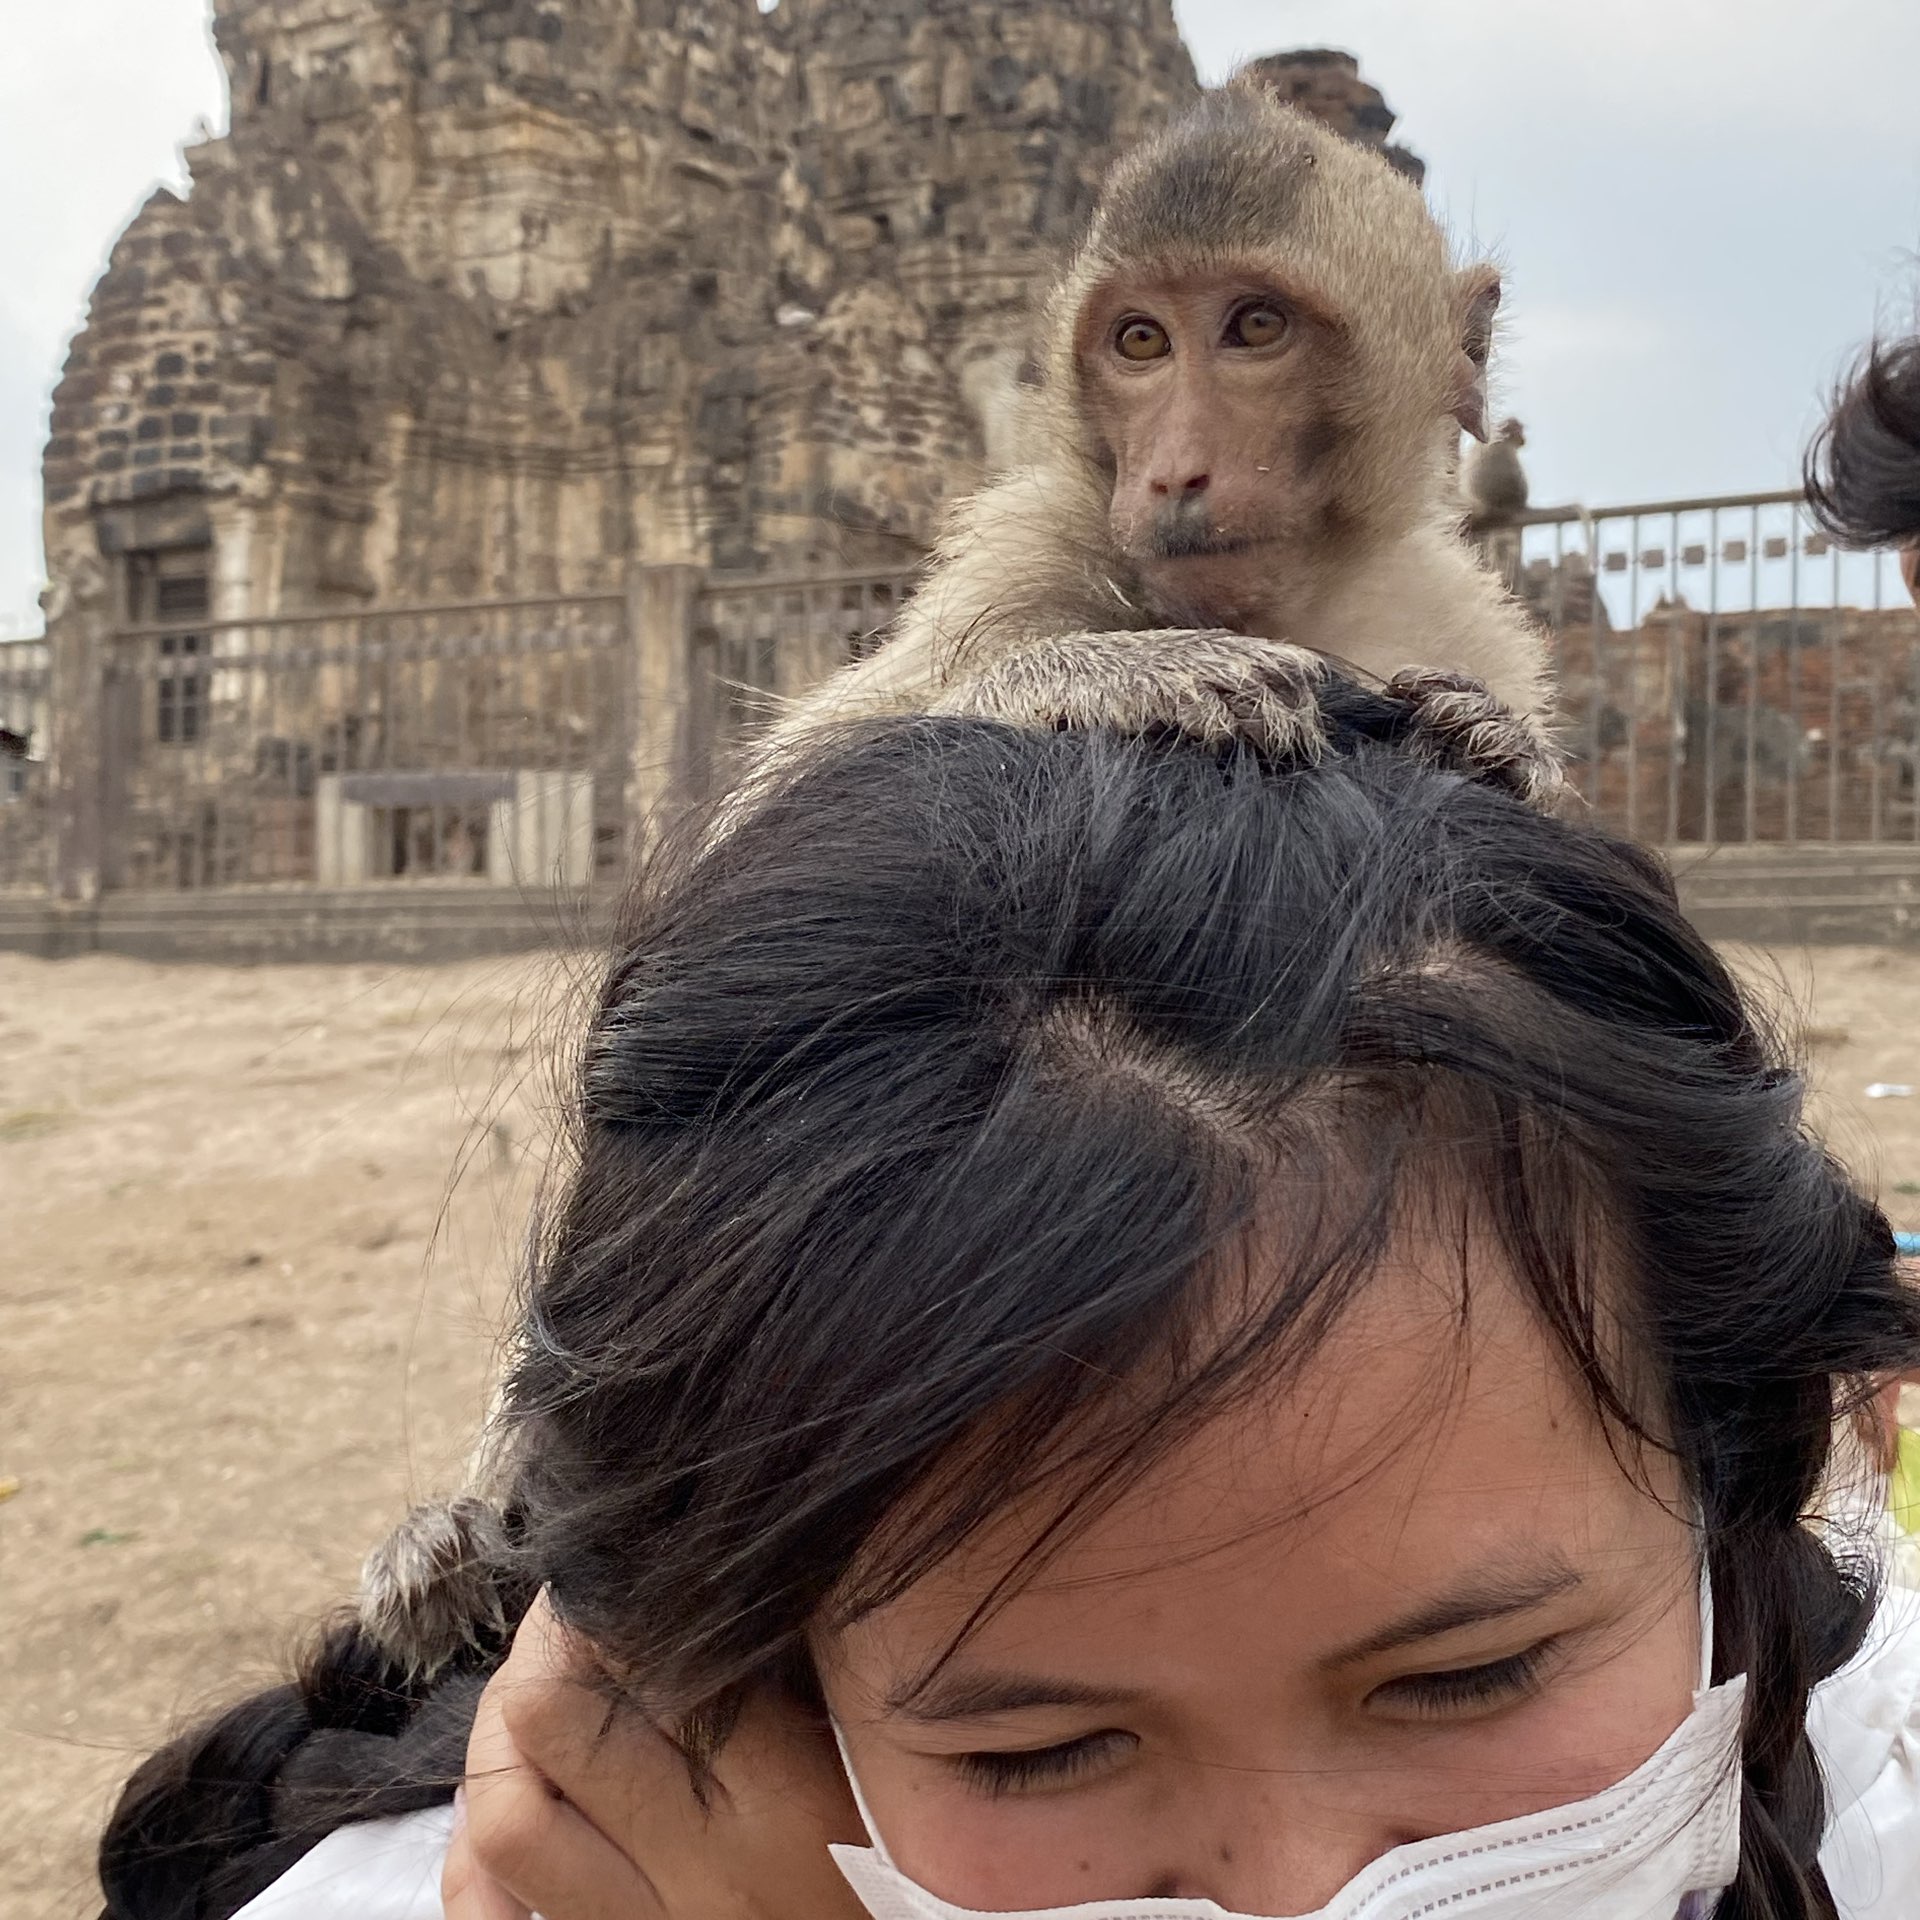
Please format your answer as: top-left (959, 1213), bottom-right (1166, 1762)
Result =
top-left (1321, 1555), bottom-right (1583, 1669)
top-left (886, 1670), bottom-right (1149, 1723)
top-left (883, 1556), bottom-right (1585, 1721)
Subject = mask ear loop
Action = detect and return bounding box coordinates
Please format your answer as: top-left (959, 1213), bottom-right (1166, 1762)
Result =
top-left (830, 1717), bottom-right (899, 1865)
top-left (1696, 1517), bottom-right (1716, 1696)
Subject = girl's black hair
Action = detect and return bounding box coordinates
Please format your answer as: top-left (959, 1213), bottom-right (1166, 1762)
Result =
top-left (1806, 333), bottom-right (1920, 549)
top-left (102, 689), bottom-right (1920, 1920)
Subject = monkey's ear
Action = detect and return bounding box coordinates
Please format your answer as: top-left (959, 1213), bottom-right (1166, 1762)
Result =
top-left (1451, 271), bottom-right (1501, 442)
top-left (1451, 356), bottom-right (1490, 442)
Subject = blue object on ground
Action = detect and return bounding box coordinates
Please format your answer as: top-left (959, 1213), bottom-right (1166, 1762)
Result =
top-left (1897, 1232), bottom-right (1920, 1255)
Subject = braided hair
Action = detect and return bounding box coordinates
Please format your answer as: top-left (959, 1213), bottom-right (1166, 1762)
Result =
top-left (98, 1620), bottom-right (499, 1919)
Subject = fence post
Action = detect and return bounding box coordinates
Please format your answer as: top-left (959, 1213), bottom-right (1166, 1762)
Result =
top-left (45, 591), bottom-right (111, 903)
top-left (624, 562), bottom-right (703, 857)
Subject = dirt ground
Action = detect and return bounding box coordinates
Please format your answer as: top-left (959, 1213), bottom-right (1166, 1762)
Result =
top-left (0, 948), bottom-right (594, 1919)
top-left (6, 940), bottom-right (1920, 1919)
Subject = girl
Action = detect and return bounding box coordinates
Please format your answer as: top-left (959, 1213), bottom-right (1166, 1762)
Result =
top-left (103, 686), bottom-right (1920, 1919)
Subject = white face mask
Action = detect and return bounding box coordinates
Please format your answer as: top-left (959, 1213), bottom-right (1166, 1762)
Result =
top-left (829, 1564), bottom-right (1746, 1920)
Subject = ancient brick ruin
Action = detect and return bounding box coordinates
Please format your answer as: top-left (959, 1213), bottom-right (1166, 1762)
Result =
top-left (16, 9), bottom-right (1920, 951)
top-left (40, 6), bottom-right (1429, 626)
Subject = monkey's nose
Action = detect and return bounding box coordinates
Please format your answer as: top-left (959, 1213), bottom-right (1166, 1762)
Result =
top-left (1151, 471), bottom-right (1211, 498)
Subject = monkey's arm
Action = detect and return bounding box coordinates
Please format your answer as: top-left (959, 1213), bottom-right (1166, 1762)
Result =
top-left (929, 626), bottom-right (1558, 803)
top-left (932, 628), bottom-right (1334, 761)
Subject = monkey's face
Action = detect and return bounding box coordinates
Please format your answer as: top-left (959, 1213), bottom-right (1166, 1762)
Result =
top-left (1075, 272), bottom-right (1353, 622)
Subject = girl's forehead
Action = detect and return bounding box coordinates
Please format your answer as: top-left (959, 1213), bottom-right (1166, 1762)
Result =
top-left (826, 1230), bottom-right (1678, 1692)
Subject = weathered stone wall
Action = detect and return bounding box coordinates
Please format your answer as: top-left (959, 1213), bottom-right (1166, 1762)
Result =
top-left (36, 15), bottom-right (1454, 902)
top-left (1240, 49), bottom-right (1425, 184)
top-left (42, 0), bottom-right (1222, 628)
top-left (45, 0), bottom-right (803, 619)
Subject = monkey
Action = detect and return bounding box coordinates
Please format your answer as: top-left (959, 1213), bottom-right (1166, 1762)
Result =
top-left (1462, 416), bottom-right (1530, 531)
top-left (762, 79), bottom-right (1555, 797)
top-left (352, 83), bottom-right (1564, 1682)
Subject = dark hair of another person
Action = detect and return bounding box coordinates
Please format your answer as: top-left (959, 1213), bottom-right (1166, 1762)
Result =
top-left (1806, 332), bottom-right (1920, 548)
top-left (102, 688), bottom-right (1920, 1920)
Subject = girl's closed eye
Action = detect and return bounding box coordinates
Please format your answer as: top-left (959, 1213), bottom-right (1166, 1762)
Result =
top-left (1365, 1638), bottom-right (1562, 1723)
top-left (950, 1729), bottom-right (1141, 1798)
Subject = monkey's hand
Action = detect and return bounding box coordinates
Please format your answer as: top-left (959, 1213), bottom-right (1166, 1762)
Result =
top-left (1383, 668), bottom-right (1565, 807)
top-left (936, 629), bottom-right (1333, 762)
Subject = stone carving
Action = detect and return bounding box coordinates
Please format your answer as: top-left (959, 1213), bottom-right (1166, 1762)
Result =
top-left (1239, 49), bottom-right (1426, 184)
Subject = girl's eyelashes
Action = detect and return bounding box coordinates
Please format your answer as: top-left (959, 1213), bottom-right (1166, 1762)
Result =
top-left (1366, 1639), bottom-right (1561, 1722)
top-left (949, 1728), bottom-right (1139, 1798)
top-left (943, 1641), bottom-right (1561, 1797)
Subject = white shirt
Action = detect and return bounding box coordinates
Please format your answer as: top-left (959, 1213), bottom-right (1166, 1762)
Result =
top-left (232, 1800), bottom-right (454, 1920)
top-left (1807, 1581), bottom-right (1920, 1915)
top-left (235, 1587), bottom-right (1920, 1920)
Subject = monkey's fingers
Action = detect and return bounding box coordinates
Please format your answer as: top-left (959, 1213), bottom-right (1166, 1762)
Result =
top-left (946, 629), bottom-right (1333, 766)
top-left (1383, 668), bottom-right (1565, 807)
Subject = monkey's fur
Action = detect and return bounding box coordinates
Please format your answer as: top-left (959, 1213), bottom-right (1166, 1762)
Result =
top-left (354, 89), bottom-right (1562, 1681)
top-left (355, 1495), bottom-right (524, 1678)
top-left (774, 83), bottom-right (1554, 792)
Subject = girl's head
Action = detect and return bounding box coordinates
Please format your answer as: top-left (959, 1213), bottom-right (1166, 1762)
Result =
top-left (508, 694), bottom-right (1920, 1920)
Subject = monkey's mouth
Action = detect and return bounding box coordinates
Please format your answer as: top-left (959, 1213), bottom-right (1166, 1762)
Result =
top-left (1141, 522), bottom-right (1263, 562)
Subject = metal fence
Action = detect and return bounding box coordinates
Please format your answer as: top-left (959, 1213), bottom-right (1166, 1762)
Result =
top-left (1488, 490), bottom-right (1917, 845)
top-left (39, 569), bottom-right (915, 898)
top-left (99, 596), bottom-right (631, 892)
top-left (15, 499), bottom-right (1920, 905)
top-left (691, 569), bottom-right (909, 796)
top-left (0, 638), bottom-right (51, 892)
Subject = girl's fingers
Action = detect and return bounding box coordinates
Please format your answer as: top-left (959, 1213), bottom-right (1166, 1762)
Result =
top-left (493, 1601), bottom-right (866, 1920)
top-left (494, 1653), bottom-right (706, 1863)
top-left (456, 1608), bottom-right (667, 1920)
top-left (466, 1590), bottom-right (865, 1920)
top-left (442, 1791), bottom-right (534, 1920)
top-left (460, 1780), bottom-right (660, 1920)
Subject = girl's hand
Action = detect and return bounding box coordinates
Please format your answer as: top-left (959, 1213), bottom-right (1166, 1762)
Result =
top-left (443, 1592), bottom-right (867, 1920)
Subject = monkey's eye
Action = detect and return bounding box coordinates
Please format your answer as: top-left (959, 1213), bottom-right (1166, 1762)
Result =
top-left (1224, 301), bottom-right (1289, 350)
top-left (1113, 317), bottom-right (1172, 362)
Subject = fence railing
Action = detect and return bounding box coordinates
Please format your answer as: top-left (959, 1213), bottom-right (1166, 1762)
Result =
top-left (14, 498), bottom-right (1920, 905)
top-left (27, 569), bottom-right (917, 900)
top-left (0, 638), bottom-right (51, 892)
top-left (1487, 491), bottom-right (1917, 845)
top-left (98, 595), bottom-right (632, 893)
top-left (691, 568), bottom-right (909, 795)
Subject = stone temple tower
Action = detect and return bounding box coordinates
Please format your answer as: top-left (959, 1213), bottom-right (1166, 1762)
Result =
top-left (43, 0), bottom-right (798, 623)
top-left (39, 9), bottom-right (1418, 633)
top-left (752, 0), bottom-right (1196, 563)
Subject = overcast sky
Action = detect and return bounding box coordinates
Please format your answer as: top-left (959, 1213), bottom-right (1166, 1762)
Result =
top-left (3, 0), bottom-right (1918, 638)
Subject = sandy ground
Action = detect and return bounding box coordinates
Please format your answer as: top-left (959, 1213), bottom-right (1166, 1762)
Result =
top-left (6, 940), bottom-right (1920, 1918)
top-left (0, 948), bottom-right (594, 1919)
